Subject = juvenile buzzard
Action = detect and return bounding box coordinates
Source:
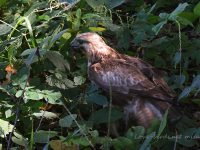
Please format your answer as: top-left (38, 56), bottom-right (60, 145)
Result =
top-left (70, 32), bottom-right (177, 128)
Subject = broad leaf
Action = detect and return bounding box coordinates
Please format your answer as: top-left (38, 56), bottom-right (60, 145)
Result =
top-left (59, 114), bottom-right (77, 127)
top-left (86, 93), bottom-right (108, 106)
top-left (12, 132), bottom-right (28, 147)
top-left (169, 3), bottom-right (188, 20)
top-left (74, 76), bottom-right (86, 85)
top-left (194, 2), bottom-right (200, 16)
top-left (139, 132), bottom-right (156, 150)
top-left (152, 20), bottom-right (167, 35)
top-left (42, 90), bottom-right (62, 105)
top-left (34, 130), bottom-right (57, 143)
top-left (0, 119), bottom-right (14, 138)
top-left (86, 0), bottom-right (125, 9)
top-left (33, 111), bottom-right (59, 119)
top-left (89, 107), bottom-right (123, 124)
top-left (45, 51), bottom-right (70, 71)
top-left (178, 87), bottom-right (192, 100)
top-left (157, 109), bottom-right (168, 137)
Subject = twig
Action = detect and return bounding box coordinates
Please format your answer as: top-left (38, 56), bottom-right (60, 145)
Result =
top-left (6, 72), bottom-right (30, 150)
top-left (35, 102), bottom-right (49, 132)
top-left (176, 20), bottom-right (182, 77)
top-left (173, 129), bottom-right (178, 150)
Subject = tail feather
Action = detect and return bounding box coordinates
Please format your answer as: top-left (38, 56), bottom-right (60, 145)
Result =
top-left (124, 97), bottom-right (181, 128)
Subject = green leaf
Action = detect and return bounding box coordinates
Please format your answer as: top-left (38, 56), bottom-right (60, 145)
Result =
top-left (74, 76), bottom-right (86, 85)
top-left (45, 51), bottom-right (70, 71)
top-left (139, 132), bottom-right (156, 150)
top-left (169, 3), bottom-right (188, 20)
top-left (86, 93), bottom-right (108, 106)
top-left (5, 109), bottom-right (13, 118)
top-left (50, 29), bottom-right (68, 46)
top-left (59, 114), bottom-right (77, 127)
top-left (34, 130), bottom-right (57, 143)
top-left (194, 2), bottom-right (200, 16)
top-left (157, 109), bottom-right (168, 137)
top-left (192, 99), bottom-right (200, 106)
top-left (126, 126), bottom-right (145, 140)
top-left (42, 90), bottom-right (62, 104)
top-left (82, 13), bottom-right (101, 19)
top-left (62, 32), bottom-right (71, 40)
top-left (24, 48), bottom-right (38, 66)
top-left (33, 111), bottom-right (58, 119)
top-left (177, 16), bottom-right (193, 27)
top-left (86, 0), bottom-right (125, 9)
top-left (0, 24), bottom-right (12, 36)
top-left (112, 137), bottom-right (133, 150)
top-left (89, 107), bottom-right (123, 124)
top-left (76, 8), bottom-right (82, 18)
top-left (159, 13), bottom-right (169, 20)
top-left (152, 20), bottom-right (167, 35)
top-left (71, 137), bottom-right (91, 146)
top-left (177, 128), bottom-right (200, 147)
top-left (89, 27), bottom-right (106, 32)
top-left (0, 0), bottom-right (6, 6)
top-left (24, 16), bottom-right (36, 47)
top-left (12, 66), bottom-right (30, 86)
top-left (24, 90), bottom-right (43, 100)
top-left (173, 52), bottom-right (181, 68)
top-left (191, 75), bottom-right (200, 88)
top-left (179, 12), bottom-right (198, 23)
top-left (12, 132), bottom-right (28, 147)
top-left (178, 87), bottom-right (192, 100)
top-left (0, 119), bottom-right (14, 138)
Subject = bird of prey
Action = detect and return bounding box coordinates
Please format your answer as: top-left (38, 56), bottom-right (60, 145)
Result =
top-left (70, 32), bottom-right (177, 128)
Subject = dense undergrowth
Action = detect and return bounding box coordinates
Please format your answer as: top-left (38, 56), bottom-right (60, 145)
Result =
top-left (0, 0), bottom-right (200, 149)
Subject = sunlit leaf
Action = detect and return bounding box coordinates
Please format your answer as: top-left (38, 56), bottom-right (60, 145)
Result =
top-left (169, 3), bottom-right (188, 20)
top-left (12, 132), bottom-right (28, 146)
top-left (74, 76), bottom-right (86, 85)
top-left (33, 111), bottom-right (58, 119)
top-left (89, 27), bottom-right (106, 32)
top-left (0, 119), bottom-right (14, 138)
top-left (42, 90), bottom-right (62, 104)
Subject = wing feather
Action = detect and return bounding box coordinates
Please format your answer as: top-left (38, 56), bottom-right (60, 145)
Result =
top-left (89, 59), bottom-right (175, 102)
top-left (121, 56), bottom-right (175, 97)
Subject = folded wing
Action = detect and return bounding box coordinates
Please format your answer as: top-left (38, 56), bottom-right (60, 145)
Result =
top-left (89, 58), bottom-right (175, 102)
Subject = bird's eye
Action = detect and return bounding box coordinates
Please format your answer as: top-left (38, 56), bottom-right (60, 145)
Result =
top-left (78, 39), bottom-right (85, 44)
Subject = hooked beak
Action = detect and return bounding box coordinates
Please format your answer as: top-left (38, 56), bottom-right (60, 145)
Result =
top-left (70, 39), bottom-right (80, 50)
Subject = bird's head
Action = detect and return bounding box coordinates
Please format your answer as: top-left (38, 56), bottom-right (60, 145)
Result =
top-left (70, 32), bottom-right (106, 49)
top-left (70, 32), bottom-right (117, 60)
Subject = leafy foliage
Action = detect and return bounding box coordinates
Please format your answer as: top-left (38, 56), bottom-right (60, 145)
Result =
top-left (0, 0), bottom-right (200, 149)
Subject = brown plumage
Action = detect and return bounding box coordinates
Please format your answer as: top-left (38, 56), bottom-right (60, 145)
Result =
top-left (71, 32), bottom-right (177, 128)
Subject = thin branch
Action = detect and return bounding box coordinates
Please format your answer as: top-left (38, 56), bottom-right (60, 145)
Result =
top-left (6, 68), bottom-right (30, 150)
